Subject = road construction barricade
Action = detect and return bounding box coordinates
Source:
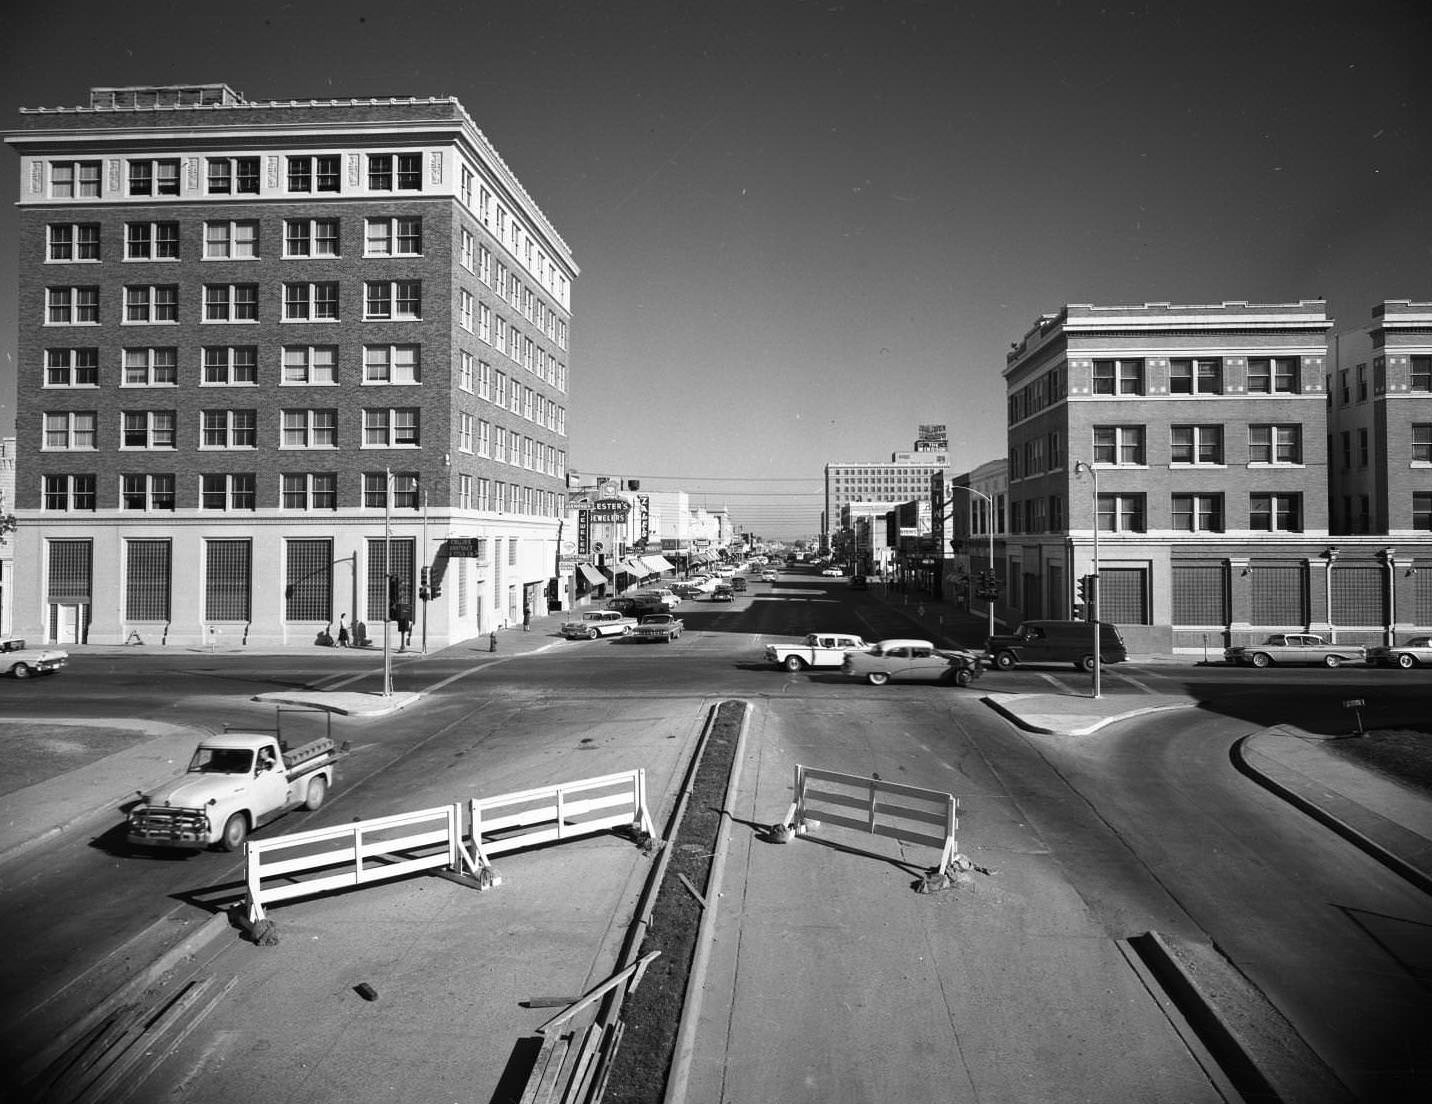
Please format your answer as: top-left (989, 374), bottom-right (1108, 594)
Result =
top-left (779, 764), bottom-right (967, 887)
top-left (469, 768), bottom-right (656, 884)
top-left (244, 803), bottom-right (474, 928)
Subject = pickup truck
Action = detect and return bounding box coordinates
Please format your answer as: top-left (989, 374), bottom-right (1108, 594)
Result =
top-left (2, 638), bottom-right (69, 679)
top-left (765, 632), bottom-right (870, 671)
top-left (127, 728), bottom-right (346, 851)
top-left (633, 613), bottom-right (684, 642)
top-left (1224, 633), bottom-right (1367, 669)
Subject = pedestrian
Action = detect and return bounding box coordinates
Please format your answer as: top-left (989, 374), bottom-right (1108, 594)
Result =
top-left (522, 606), bottom-right (531, 631)
top-left (489, 630), bottom-right (498, 653)
top-left (337, 614), bottom-right (350, 648)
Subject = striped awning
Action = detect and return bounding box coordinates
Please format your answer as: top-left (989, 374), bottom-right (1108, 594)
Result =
top-left (577, 563), bottom-right (606, 585)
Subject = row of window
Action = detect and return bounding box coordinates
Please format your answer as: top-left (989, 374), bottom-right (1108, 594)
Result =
top-left (1009, 424), bottom-right (1309, 478)
top-left (47, 217), bottom-right (422, 261)
top-left (43, 407), bottom-right (433, 449)
top-left (46, 281), bottom-right (424, 324)
top-left (1007, 492), bottom-right (1341, 535)
top-left (45, 154), bottom-right (571, 308)
top-left (40, 471), bottom-right (564, 516)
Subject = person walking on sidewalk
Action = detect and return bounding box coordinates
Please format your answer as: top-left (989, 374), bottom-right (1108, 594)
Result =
top-left (522, 605), bottom-right (532, 631)
top-left (337, 614), bottom-right (350, 647)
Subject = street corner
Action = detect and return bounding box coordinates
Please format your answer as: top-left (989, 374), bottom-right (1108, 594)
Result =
top-left (251, 690), bottom-right (424, 717)
top-left (981, 691), bottom-right (1199, 736)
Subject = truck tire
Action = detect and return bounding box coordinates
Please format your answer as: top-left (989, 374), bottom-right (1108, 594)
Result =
top-left (304, 775), bottom-right (328, 810)
top-left (993, 651), bottom-right (1017, 671)
top-left (1077, 655), bottom-right (1095, 673)
top-left (10, 662), bottom-right (32, 679)
top-left (867, 671), bottom-right (890, 685)
top-left (784, 655), bottom-right (806, 672)
top-left (220, 813), bottom-right (249, 852)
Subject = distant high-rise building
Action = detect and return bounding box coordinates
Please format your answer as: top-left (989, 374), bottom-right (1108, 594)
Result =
top-left (822, 429), bottom-right (951, 549)
top-left (6, 83), bottom-right (576, 645)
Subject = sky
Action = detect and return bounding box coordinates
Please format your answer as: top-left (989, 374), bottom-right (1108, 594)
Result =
top-left (2, 0), bottom-right (1430, 539)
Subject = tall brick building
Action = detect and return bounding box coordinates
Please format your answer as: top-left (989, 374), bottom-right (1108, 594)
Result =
top-left (6, 83), bottom-right (575, 647)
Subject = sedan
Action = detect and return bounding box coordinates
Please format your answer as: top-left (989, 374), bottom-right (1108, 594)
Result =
top-left (820, 567), bottom-right (844, 577)
top-left (841, 639), bottom-right (984, 686)
top-left (759, 571), bottom-right (778, 582)
top-left (1366, 636), bottom-right (1432, 669)
top-left (560, 610), bottom-right (636, 640)
top-left (1, 638), bottom-right (69, 678)
top-left (1224, 633), bottom-right (1366, 668)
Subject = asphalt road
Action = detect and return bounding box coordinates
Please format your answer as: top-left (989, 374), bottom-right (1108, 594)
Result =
top-left (3, 570), bottom-right (1431, 1100)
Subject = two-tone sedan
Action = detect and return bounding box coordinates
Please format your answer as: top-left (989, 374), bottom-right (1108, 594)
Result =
top-left (1366, 636), bottom-right (1432, 669)
top-left (1, 638), bottom-right (69, 679)
top-left (561, 610), bottom-right (637, 640)
top-left (1224, 633), bottom-right (1366, 668)
top-left (841, 638), bottom-right (984, 686)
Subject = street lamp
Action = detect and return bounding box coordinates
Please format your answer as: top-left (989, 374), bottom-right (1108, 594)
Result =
top-left (947, 485), bottom-right (997, 641)
top-left (1073, 460), bottom-right (1101, 699)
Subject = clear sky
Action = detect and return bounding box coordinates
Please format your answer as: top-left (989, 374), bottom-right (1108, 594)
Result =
top-left (3, 0), bottom-right (1429, 539)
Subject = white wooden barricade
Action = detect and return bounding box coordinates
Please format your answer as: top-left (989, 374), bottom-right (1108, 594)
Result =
top-left (781, 764), bottom-right (959, 875)
top-left (245, 803), bottom-right (474, 924)
top-left (470, 768), bottom-right (655, 882)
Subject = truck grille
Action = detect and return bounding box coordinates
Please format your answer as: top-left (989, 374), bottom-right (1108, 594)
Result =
top-left (129, 807), bottom-right (209, 843)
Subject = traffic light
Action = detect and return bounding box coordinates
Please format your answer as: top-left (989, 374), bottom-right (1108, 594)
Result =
top-left (419, 566), bottom-right (431, 602)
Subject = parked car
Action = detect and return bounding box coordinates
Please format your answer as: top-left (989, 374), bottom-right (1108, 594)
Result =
top-left (634, 588), bottom-right (681, 609)
top-left (986, 620), bottom-right (1128, 672)
top-left (820, 567), bottom-right (844, 577)
top-left (841, 639), bottom-right (984, 686)
top-left (710, 584), bottom-right (734, 602)
top-left (730, 576), bottom-right (748, 593)
top-left (669, 582), bottom-right (706, 599)
top-left (632, 613), bottom-right (684, 642)
top-left (1, 638), bottom-right (69, 679)
top-left (1366, 635), bottom-right (1432, 669)
top-left (759, 571), bottom-right (778, 583)
top-left (1224, 633), bottom-right (1367, 668)
top-left (561, 610), bottom-right (637, 640)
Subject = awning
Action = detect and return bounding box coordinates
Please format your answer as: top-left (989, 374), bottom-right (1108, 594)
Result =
top-left (641, 555), bottom-right (674, 574)
top-left (617, 559), bottom-right (643, 575)
top-left (578, 563), bottom-right (606, 585)
top-left (650, 555), bottom-right (678, 573)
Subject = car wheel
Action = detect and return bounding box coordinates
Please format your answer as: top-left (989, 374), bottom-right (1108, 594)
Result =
top-left (587, 628), bottom-right (600, 639)
top-left (220, 813), bottom-right (249, 852)
top-left (304, 775), bottom-right (328, 811)
top-left (1251, 652), bottom-right (1271, 668)
top-left (1323, 654), bottom-right (1342, 669)
top-left (1077, 655), bottom-right (1095, 673)
top-left (954, 668), bottom-right (974, 687)
top-left (784, 655), bottom-right (806, 672)
top-left (993, 651), bottom-right (1017, 671)
top-left (867, 671), bottom-right (890, 685)
top-left (11, 662), bottom-right (31, 679)
top-left (1397, 653), bottom-right (1416, 669)
top-left (622, 626), bottom-right (633, 635)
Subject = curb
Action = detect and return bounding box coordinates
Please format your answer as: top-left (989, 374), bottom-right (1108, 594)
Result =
top-left (1231, 730), bottom-right (1432, 896)
top-left (980, 693), bottom-right (1196, 736)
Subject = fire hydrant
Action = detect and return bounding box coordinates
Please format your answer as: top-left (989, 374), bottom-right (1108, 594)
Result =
top-left (489, 630), bottom-right (498, 653)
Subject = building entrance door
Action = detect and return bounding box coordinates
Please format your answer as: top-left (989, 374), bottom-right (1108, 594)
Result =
top-left (51, 603), bottom-right (88, 644)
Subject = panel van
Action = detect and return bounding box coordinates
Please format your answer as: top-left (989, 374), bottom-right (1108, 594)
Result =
top-left (985, 620), bottom-right (1128, 672)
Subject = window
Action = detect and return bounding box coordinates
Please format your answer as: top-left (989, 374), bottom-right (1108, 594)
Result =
top-left (367, 152), bottom-right (422, 190)
top-left (287, 155), bottom-right (341, 193)
top-left (47, 287), bottom-right (99, 324)
top-left (1169, 358), bottom-right (1222, 394)
top-left (284, 219), bottom-right (340, 257)
top-left (1093, 358), bottom-right (1144, 395)
top-left (204, 284), bottom-right (259, 322)
top-left (281, 473), bottom-right (338, 510)
top-left (495, 371), bottom-right (508, 408)
top-left (364, 281), bottom-right (422, 319)
top-left (282, 408), bottom-right (339, 448)
top-left (1357, 365), bottom-right (1368, 402)
top-left (1172, 493), bottom-right (1224, 533)
top-left (1092, 426), bottom-right (1145, 465)
top-left (1250, 493), bottom-right (1302, 532)
top-left (364, 217), bottom-right (422, 256)
top-left (48, 224), bottom-right (101, 262)
top-left (1170, 424), bottom-right (1224, 464)
top-left (1358, 428), bottom-right (1369, 468)
top-left (458, 412), bottom-right (474, 452)
top-left (1096, 493), bottom-right (1146, 533)
top-left (50, 160), bottom-right (101, 198)
top-left (1413, 424), bottom-right (1432, 464)
top-left (206, 157), bottom-right (260, 195)
top-left (1415, 493), bottom-right (1432, 531)
top-left (201, 473), bottom-right (256, 511)
top-left (479, 245), bottom-right (492, 284)
top-left (128, 159), bottom-right (180, 197)
top-left (461, 165), bottom-right (474, 207)
top-left (43, 411), bottom-right (97, 450)
top-left (1341, 430), bottom-right (1352, 470)
top-left (363, 408), bottom-right (420, 447)
top-left (362, 472), bottom-right (420, 509)
top-left (477, 419), bottom-right (490, 456)
top-left (124, 285), bottom-right (179, 323)
top-left (459, 351), bottom-right (474, 392)
top-left (461, 228), bottom-right (474, 271)
top-left (205, 539), bottom-right (252, 620)
top-left (363, 344), bottom-right (420, 384)
top-left (285, 538), bottom-right (334, 620)
top-left (1247, 356), bottom-right (1299, 393)
top-left (43, 474), bottom-right (96, 511)
top-left (283, 282), bottom-right (339, 321)
top-left (122, 410), bottom-right (177, 449)
top-left (1339, 369), bottom-right (1349, 404)
top-left (1413, 356), bottom-right (1432, 392)
top-left (45, 348), bottom-right (99, 387)
top-left (202, 409), bottom-right (258, 448)
top-left (1249, 424), bottom-right (1302, 464)
top-left (202, 220), bottom-right (259, 259)
top-left (122, 347), bottom-right (178, 385)
top-left (460, 289), bottom-right (474, 331)
top-left (121, 473), bottom-right (176, 511)
top-left (282, 345), bottom-right (338, 384)
top-left (202, 346), bottom-right (258, 385)
top-left (126, 222), bottom-right (180, 260)
top-left (478, 303), bottom-right (492, 342)
top-left (459, 474), bottom-right (473, 509)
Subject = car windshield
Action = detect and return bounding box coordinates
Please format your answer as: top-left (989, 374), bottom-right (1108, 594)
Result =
top-left (189, 747), bottom-right (254, 774)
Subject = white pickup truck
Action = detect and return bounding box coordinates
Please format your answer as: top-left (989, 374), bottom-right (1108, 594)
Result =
top-left (765, 632), bottom-right (870, 671)
top-left (127, 727), bottom-right (346, 851)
